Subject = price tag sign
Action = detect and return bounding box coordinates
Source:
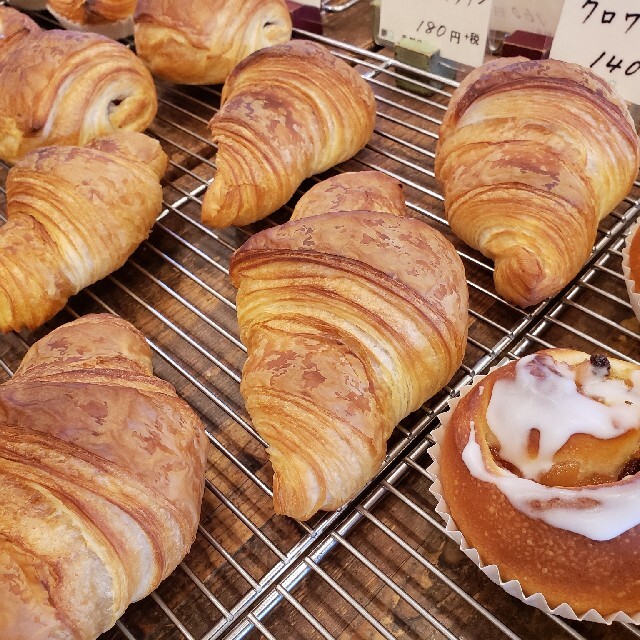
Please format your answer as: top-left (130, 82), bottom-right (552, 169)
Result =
top-left (490, 0), bottom-right (564, 36)
top-left (550, 0), bottom-right (640, 105)
top-left (378, 0), bottom-right (494, 68)
top-left (293, 0), bottom-right (321, 7)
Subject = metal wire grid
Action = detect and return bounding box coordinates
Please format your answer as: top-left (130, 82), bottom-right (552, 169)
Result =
top-left (0, 8), bottom-right (638, 640)
top-left (229, 218), bottom-right (640, 640)
top-left (218, 39), bottom-right (640, 640)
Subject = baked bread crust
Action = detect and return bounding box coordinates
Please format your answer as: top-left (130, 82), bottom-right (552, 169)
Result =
top-left (0, 7), bottom-right (156, 163)
top-left (231, 172), bottom-right (468, 520)
top-left (134, 0), bottom-right (292, 84)
top-left (201, 40), bottom-right (376, 228)
top-left (435, 58), bottom-right (640, 307)
top-left (439, 348), bottom-right (640, 615)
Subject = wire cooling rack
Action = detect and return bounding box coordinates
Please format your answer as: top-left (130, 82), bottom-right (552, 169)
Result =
top-left (1, 6), bottom-right (639, 640)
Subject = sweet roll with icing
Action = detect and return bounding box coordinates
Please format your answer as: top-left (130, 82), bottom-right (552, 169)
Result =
top-left (438, 348), bottom-right (640, 616)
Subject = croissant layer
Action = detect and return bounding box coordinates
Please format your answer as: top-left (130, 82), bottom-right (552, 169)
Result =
top-left (47, 0), bottom-right (136, 29)
top-left (0, 314), bottom-right (207, 640)
top-left (0, 131), bottom-right (167, 333)
top-left (134, 0), bottom-right (292, 85)
top-left (435, 57), bottom-right (640, 307)
top-left (231, 175), bottom-right (467, 519)
top-left (201, 40), bottom-right (376, 228)
top-left (0, 7), bottom-right (156, 163)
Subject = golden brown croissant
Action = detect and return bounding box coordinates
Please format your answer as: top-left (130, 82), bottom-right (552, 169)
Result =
top-left (47, 0), bottom-right (137, 38)
top-left (230, 171), bottom-right (468, 520)
top-left (0, 313), bottom-right (208, 640)
top-left (134, 0), bottom-right (292, 85)
top-left (437, 349), bottom-right (640, 617)
top-left (201, 40), bottom-right (377, 228)
top-left (435, 58), bottom-right (640, 308)
top-left (47, 0), bottom-right (136, 39)
top-left (0, 131), bottom-right (167, 333)
top-left (0, 7), bottom-right (157, 164)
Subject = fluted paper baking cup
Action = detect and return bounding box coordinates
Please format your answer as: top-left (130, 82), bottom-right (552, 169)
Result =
top-left (48, 8), bottom-right (134, 40)
top-left (427, 368), bottom-right (640, 625)
top-left (622, 217), bottom-right (640, 323)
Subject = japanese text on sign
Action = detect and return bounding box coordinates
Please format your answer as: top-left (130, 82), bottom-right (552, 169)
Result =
top-left (378, 0), bottom-right (494, 68)
top-left (550, 0), bottom-right (640, 105)
top-left (490, 0), bottom-right (565, 37)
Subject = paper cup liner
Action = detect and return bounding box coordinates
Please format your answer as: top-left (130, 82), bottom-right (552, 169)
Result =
top-left (426, 366), bottom-right (640, 625)
top-left (8, 0), bottom-right (47, 9)
top-left (48, 7), bottom-right (134, 40)
top-left (622, 217), bottom-right (640, 323)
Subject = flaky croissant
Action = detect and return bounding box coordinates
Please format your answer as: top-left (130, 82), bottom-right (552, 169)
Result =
top-left (437, 349), bottom-right (640, 617)
top-left (0, 7), bottom-right (157, 164)
top-left (47, 0), bottom-right (137, 39)
top-left (230, 171), bottom-right (468, 520)
top-left (134, 0), bottom-right (292, 85)
top-left (435, 57), bottom-right (640, 308)
top-left (201, 40), bottom-right (377, 228)
top-left (0, 313), bottom-right (208, 640)
top-left (0, 131), bottom-right (167, 333)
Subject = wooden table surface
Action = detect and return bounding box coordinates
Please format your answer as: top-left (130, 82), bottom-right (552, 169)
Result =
top-left (1, 2), bottom-right (640, 640)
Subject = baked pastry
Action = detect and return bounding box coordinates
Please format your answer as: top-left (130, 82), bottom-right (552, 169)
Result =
top-left (437, 349), bottom-right (640, 617)
top-left (0, 131), bottom-right (167, 333)
top-left (622, 219), bottom-right (640, 322)
top-left (230, 171), bottom-right (468, 520)
top-left (0, 313), bottom-right (208, 640)
top-left (435, 57), bottom-right (640, 308)
top-left (47, 0), bottom-right (137, 39)
top-left (201, 40), bottom-right (377, 228)
top-left (289, 171), bottom-right (407, 221)
top-left (0, 7), bottom-right (157, 164)
top-left (134, 0), bottom-right (292, 85)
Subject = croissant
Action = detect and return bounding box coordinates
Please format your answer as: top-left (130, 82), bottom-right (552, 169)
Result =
top-left (437, 349), bottom-right (640, 617)
top-left (0, 7), bottom-right (157, 164)
top-left (0, 131), bottom-right (167, 333)
top-left (0, 313), bottom-right (207, 640)
top-left (134, 0), bottom-right (292, 85)
top-left (230, 171), bottom-right (468, 520)
top-left (435, 57), bottom-right (640, 308)
top-left (47, 0), bottom-right (137, 38)
top-left (201, 40), bottom-right (377, 228)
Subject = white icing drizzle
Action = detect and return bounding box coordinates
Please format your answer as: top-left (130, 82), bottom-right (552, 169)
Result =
top-left (459, 354), bottom-right (640, 541)
top-left (485, 354), bottom-right (640, 479)
top-left (462, 424), bottom-right (640, 541)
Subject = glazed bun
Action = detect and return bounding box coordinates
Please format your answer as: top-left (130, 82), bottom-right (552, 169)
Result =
top-left (438, 349), bottom-right (640, 616)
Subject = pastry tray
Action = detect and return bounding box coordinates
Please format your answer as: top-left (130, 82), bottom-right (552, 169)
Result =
top-left (1, 6), bottom-right (639, 640)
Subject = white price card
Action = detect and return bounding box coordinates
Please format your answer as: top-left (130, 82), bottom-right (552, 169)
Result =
top-left (293, 0), bottom-right (321, 7)
top-left (550, 0), bottom-right (640, 105)
top-left (378, 0), bottom-right (494, 68)
top-left (490, 0), bottom-right (564, 37)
